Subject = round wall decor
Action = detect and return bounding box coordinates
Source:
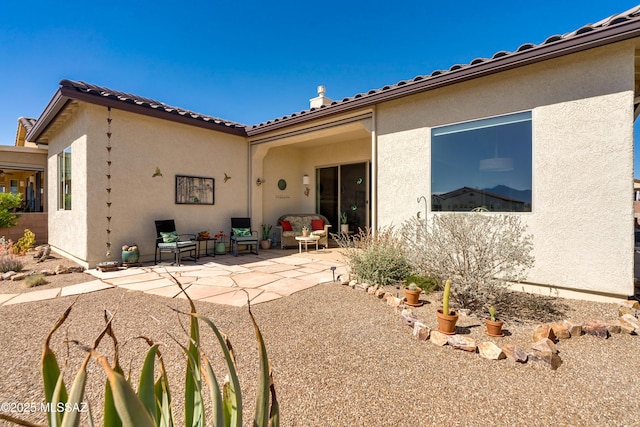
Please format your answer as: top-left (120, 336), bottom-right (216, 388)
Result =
top-left (277, 179), bottom-right (287, 190)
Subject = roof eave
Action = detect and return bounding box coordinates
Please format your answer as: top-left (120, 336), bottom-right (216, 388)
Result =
top-left (246, 19), bottom-right (640, 137)
top-left (27, 86), bottom-right (247, 143)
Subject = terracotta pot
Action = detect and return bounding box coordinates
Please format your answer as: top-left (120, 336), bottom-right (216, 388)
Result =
top-left (260, 240), bottom-right (271, 249)
top-left (435, 309), bottom-right (459, 335)
top-left (485, 318), bottom-right (505, 337)
top-left (403, 287), bottom-right (422, 306)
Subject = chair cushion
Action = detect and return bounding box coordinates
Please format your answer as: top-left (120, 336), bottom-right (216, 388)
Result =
top-left (311, 219), bottom-right (324, 231)
top-left (282, 231), bottom-right (297, 237)
top-left (311, 230), bottom-right (326, 237)
top-left (158, 240), bottom-right (195, 250)
top-left (279, 220), bottom-right (292, 231)
top-left (232, 227), bottom-right (252, 237)
top-left (160, 231), bottom-right (179, 243)
top-left (232, 235), bottom-right (258, 242)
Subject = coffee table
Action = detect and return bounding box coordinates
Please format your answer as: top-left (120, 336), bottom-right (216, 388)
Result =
top-left (295, 235), bottom-right (320, 253)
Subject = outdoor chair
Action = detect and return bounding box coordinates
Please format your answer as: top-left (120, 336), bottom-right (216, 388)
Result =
top-left (154, 219), bottom-right (197, 265)
top-left (230, 217), bottom-right (259, 256)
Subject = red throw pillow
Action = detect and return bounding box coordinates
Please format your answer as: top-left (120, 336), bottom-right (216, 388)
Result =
top-left (280, 220), bottom-right (292, 231)
top-left (311, 219), bottom-right (324, 231)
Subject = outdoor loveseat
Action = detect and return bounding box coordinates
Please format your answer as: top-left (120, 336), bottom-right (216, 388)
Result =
top-left (276, 213), bottom-right (331, 249)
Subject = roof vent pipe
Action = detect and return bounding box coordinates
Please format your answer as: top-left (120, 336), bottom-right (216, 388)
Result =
top-left (310, 85), bottom-right (332, 109)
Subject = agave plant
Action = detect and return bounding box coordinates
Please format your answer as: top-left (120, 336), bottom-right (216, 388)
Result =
top-left (0, 279), bottom-right (279, 427)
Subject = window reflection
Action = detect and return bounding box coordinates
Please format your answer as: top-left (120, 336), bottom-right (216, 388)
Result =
top-left (431, 112), bottom-right (532, 212)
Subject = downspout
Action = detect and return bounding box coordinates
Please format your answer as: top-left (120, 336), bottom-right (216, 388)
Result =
top-left (371, 105), bottom-right (377, 232)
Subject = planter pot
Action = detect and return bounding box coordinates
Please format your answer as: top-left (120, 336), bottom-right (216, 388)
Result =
top-left (121, 250), bottom-right (139, 264)
top-left (214, 242), bottom-right (227, 255)
top-left (485, 318), bottom-right (505, 337)
top-left (436, 309), bottom-right (459, 335)
top-left (340, 224), bottom-right (349, 234)
top-left (403, 288), bottom-right (422, 307)
top-left (260, 240), bottom-right (271, 250)
top-left (302, 230), bottom-right (309, 237)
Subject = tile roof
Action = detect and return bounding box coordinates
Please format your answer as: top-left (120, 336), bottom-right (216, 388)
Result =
top-left (59, 79), bottom-right (247, 131)
top-left (247, 5), bottom-right (640, 135)
top-left (18, 117), bottom-right (36, 133)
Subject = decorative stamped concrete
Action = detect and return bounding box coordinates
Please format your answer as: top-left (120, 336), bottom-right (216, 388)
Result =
top-left (0, 249), bottom-right (346, 307)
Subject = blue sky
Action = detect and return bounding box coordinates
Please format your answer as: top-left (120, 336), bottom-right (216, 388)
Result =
top-left (1, 1), bottom-right (639, 172)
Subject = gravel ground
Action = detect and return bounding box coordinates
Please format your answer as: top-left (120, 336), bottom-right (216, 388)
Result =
top-left (0, 277), bottom-right (639, 427)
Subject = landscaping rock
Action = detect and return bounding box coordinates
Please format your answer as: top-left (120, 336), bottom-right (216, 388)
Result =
top-left (386, 295), bottom-right (402, 308)
top-left (530, 351), bottom-right (562, 370)
top-left (532, 338), bottom-right (558, 354)
top-left (429, 330), bottom-right (449, 346)
top-left (618, 314), bottom-right (640, 334)
top-left (619, 299), bottom-right (640, 310)
top-left (448, 335), bottom-right (477, 352)
top-left (374, 288), bottom-right (386, 299)
top-left (618, 306), bottom-right (639, 318)
top-left (355, 282), bottom-right (370, 291)
top-left (11, 272), bottom-right (27, 281)
top-left (478, 342), bottom-right (505, 360)
top-left (348, 280), bottom-right (357, 288)
top-left (67, 266), bottom-right (85, 273)
top-left (563, 320), bottom-right (583, 337)
top-left (413, 322), bottom-right (430, 341)
top-left (39, 269), bottom-right (55, 276)
top-left (583, 322), bottom-right (610, 339)
top-left (603, 322), bottom-right (621, 334)
top-left (367, 285), bottom-right (378, 295)
top-left (55, 265), bottom-right (70, 275)
top-left (532, 324), bottom-right (556, 342)
top-left (401, 309), bottom-right (419, 327)
top-left (551, 324), bottom-right (571, 340)
top-left (501, 343), bottom-right (528, 363)
top-left (2, 271), bottom-right (16, 280)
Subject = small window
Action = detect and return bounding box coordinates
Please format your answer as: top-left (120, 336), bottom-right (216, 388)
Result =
top-left (9, 179), bottom-right (18, 195)
top-left (431, 112), bottom-right (532, 212)
top-left (58, 146), bottom-right (72, 210)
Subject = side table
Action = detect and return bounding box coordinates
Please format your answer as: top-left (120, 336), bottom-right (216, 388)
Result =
top-left (295, 235), bottom-right (320, 253)
top-left (195, 237), bottom-right (217, 258)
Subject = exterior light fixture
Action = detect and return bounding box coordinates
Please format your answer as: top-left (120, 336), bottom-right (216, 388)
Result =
top-left (256, 178), bottom-right (265, 186)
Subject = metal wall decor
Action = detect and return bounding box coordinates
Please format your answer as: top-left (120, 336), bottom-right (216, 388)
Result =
top-left (105, 106), bottom-right (113, 258)
top-left (277, 179), bottom-right (287, 190)
top-left (175, 175), bottom-right (215, 204)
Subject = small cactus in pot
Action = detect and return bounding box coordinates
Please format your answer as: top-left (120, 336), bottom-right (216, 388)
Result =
top-left (435, 279), bottom-right (458, 334)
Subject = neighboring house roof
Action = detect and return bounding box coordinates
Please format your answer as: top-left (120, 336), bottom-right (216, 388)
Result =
top-left (433, 186), bottom-right (526, 205)
top-left (15, 117), bottom-right (37, 147)
top-left (246, 5), bottom-right (640, 135)
top-left (26, 5), bottom-right (640, 142)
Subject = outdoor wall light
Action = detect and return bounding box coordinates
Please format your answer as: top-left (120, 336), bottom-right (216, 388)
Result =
top-left (256, 178), bottom-right (266, 186)
top-left (303, 174), bottom-right (310, 196)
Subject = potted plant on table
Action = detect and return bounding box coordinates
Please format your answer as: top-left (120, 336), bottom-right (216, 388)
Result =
top-left (435, 279), bottom-right (459, 334)
top-left (214, 230), bottom-right (227, 254)
top-left (340, 212), bottom-right (349, 234)
top-left (484, 306), bottom-right (504, 337)
top-left (261, 224), bottom-right (272, 249)
top-left (198, 230), bottom-right (210, 240)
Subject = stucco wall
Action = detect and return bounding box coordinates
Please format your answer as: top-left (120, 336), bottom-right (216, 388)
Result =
top-left (47, 103), bottom-right (248, 266)
top-left (376, 41), bottom-right (635, 298)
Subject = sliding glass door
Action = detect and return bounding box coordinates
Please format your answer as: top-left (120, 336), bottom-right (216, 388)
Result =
top-left (316, 162), bottom-right (369, 233)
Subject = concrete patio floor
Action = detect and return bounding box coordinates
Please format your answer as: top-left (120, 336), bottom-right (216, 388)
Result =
top-left (0, 248), bottom-right (349, 307)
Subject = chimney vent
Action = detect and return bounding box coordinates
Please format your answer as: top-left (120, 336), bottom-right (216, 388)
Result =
top-left (310, 85), bottom-right (332, 109)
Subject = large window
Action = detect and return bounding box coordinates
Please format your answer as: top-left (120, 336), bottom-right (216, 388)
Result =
top-left (431, 111), bottom-right (532, 212)
top-left (58, 147), bottom-right (72, 210)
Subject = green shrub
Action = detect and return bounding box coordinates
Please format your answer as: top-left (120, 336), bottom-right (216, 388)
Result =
top-left (0, 193), bottom-right (21, 228)
top-left (0, 255), bottom-right (23, 273)
top-left (403, 274), bottom-right (438, 293)
top-left (23, 273), bottom-right (47, 288)
top-left (13, 229), bottom-right (35, 255)
top-left (0, 279), bottom-right (279, 427)
top-left (333, 226), bottom-right (411, 286)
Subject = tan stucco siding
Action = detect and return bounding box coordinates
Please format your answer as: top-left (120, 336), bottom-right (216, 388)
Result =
top-left (47, 103), bottom-right (248, 267)
top-left (47, 106), bottom-right (89, 262)
top-left (376, 41), bottom-right (635, 298)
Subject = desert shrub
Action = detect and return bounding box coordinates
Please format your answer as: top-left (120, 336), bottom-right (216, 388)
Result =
top-left (401, 213), bottom-right (534, 312)
top-left (23, 273), bottom-right (47, 288)
top-left (0, 255), bottom-right (23, 273)
top-left (0, 193), bottom-right (21, 228)
top-left (403, 274), bottom-right (438, 293)
top-left (13, 229), bottom-right (35, 255)
top-left (333, 226), bottom-right (411, 286)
